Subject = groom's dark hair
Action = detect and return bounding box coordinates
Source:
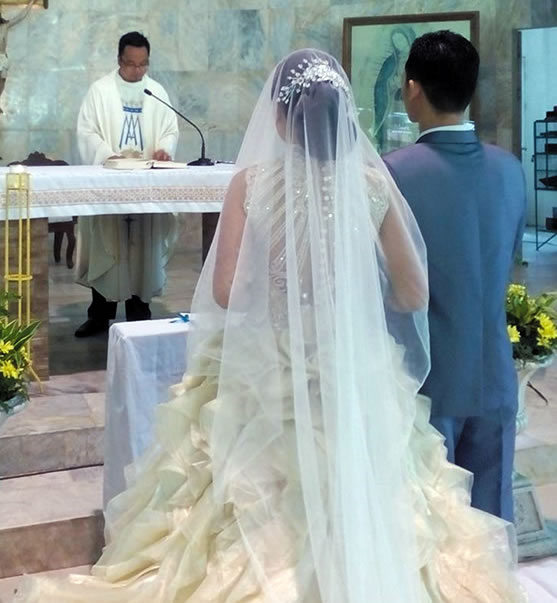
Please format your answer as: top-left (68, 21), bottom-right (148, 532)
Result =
top-left (405, 30), bottom-right (479, 113)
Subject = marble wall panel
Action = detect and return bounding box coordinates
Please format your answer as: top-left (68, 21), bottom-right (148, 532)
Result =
top-left (177, 2), bottom-right (210, 72)
top-left (209, 9), bottom-right (267, 72)
top-left (212, 0), bottom-right (268, 9)
top-left (116, 15), bottom-right (150, 40)
top-left (56, 70), bottom-right (88, 141)
top-left (157, 70), bottom-right (210, 129)
top-left (148, 11), bottom-right (181, 72)
top-left (267, 9), bottom-right (295, 64)
top-left (86, 12), bottom-right (120, 71)
top-left (0, 130), bottom-right (30, 165)
top-left (27, 70), bottom-right (59, 130)
top-left (58, 13), bottom-right (90, 70)
top-left (28, 6), bottom-right (60, 67)
top-left (531, 0), bottom-right (557, 26)
top-left (1, 0), bottom-right (557, 167)
top-left (293, 7), bottom-right (332, 51)
top-left (395, 0), bottom-right (427, 14)
top-left (2, 70), bottom-right (28, 130)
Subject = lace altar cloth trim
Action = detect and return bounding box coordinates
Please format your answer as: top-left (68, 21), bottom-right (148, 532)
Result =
top-left (0, 164), bottom-right (235, 218)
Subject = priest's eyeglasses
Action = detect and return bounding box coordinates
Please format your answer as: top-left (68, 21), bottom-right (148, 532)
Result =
top-left (120, 60), bottom-right (149, 70)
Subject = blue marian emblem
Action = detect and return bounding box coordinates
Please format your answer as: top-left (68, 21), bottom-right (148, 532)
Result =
top-left (120, 105), bottom-right (144, 150)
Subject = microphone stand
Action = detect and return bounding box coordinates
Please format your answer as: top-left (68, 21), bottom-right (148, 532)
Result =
top-left (144, 88), bottom-right (214, 166)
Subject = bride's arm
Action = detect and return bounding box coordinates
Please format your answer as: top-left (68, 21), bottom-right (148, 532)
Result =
top-left (213, 170), bottom-right (248, 308)
top-left (379, 205), bottom-right (428, 312)
top-left (365, 167), bottom-right (427, 312)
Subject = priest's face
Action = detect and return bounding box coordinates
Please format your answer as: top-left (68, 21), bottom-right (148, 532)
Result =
top-left (118, 45), bottom-right (150, 83)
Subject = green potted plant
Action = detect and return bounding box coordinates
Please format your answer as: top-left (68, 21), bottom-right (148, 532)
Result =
top-left (506, 283), bottom-right (557, 432)
top-left (0, 290), bottom-right (40, 424)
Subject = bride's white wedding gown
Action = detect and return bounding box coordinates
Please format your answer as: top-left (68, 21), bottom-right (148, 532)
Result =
top-left (17, 163), bottom-right (526, 602)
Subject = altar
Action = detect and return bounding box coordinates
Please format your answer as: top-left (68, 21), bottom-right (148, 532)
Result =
top-left (0, 164), bottom-right (235, 378)
top-left (0, 165), bottom-right (234, 219)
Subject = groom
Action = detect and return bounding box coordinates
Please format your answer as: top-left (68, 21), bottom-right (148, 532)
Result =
top-left (383, 31), bottom-right (526, 521)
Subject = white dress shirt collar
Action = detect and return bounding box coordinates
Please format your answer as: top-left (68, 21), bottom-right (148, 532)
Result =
top-left (417, 122), bottom-right (475, 141)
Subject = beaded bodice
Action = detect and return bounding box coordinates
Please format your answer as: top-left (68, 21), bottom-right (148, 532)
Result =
top-left (243, 159), bottom-right (389, 327)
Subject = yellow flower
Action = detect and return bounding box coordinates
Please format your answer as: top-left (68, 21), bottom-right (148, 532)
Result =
top-left (538, 313), bottom-right (557, 339)
top-left (0, 339), bottom-right (14, 354)
top-left (508, 284), bottom-right (526, 298)
top-left (538, 336), bottom-right (550, 349)
top-left (0, 360), bottom-right (19, 379)
top-left (507, 325), bottom-right (521, 343)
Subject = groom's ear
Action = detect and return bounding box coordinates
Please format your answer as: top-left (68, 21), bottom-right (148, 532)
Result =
top-left (402, 76), bottom-right (422, 120)
top-left (404, 78), bottom-right (422, 103)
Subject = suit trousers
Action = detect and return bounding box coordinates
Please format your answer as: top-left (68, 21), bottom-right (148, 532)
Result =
top-left (430, 406), bottom-right (517, 523)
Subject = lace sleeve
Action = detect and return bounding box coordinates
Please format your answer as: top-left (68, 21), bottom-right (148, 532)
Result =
top-left (364, 166), bottom-right (390, 229)
top-left (243, 165), bottom-right (258, 213)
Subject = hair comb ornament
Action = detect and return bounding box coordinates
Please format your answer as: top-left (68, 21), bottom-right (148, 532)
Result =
top-left (277, 56), bottom-right (350, 104)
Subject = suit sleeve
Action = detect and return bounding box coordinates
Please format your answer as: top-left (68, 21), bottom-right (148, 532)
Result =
top-left (511, 169), bottom-right (527, 271)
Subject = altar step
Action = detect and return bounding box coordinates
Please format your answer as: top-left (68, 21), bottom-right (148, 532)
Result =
top-left (0, 373), bottom-right (106, 579)
top-left (0, 466), bottom-right (104, 579)
top-left (0, 389), bottom-right (105, 478)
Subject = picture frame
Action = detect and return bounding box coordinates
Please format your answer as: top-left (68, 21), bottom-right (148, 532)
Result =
top-left (1, 0), bottom-right (48, 7)
top-left (342, 12), bottom-right (479, 154)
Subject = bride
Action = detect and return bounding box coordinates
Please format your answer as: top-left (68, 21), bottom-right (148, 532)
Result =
top-left (17, 49), bottom-right (526, 602)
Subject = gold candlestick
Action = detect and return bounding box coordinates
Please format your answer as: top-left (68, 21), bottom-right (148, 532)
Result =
top-left (4, 165), bottom-right (40, 385)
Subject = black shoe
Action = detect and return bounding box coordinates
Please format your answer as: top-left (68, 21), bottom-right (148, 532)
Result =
top-left (125, 296), bottom-right (151, 321)
top-left (74, 318), bottom-right (109, 338)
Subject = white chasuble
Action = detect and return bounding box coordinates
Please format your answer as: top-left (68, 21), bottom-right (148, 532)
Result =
top-left (76, 70), bottom-right (179, 302)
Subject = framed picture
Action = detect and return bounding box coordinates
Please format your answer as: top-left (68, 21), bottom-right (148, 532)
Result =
top-left (342, 12), bottom-right (479, 154)
top-left (1, 1), bottom-right (48, 7)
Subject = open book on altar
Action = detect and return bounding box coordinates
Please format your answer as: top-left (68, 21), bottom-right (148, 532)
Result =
top-left (103, 158), bottom-right (191, 170)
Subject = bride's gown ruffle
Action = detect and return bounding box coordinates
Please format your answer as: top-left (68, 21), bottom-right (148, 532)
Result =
top-left (17, 335), bottom-right (526, 602)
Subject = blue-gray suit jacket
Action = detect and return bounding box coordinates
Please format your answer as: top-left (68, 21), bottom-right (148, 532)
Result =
top-left (383, 130), bottom-right (527, 417)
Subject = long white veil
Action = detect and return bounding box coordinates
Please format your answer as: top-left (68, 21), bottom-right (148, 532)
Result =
top-left (187, 49), bottom-right (430, 601)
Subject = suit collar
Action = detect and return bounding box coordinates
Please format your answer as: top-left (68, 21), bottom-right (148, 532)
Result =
top-left (417, 129), bottom-right (479, 145)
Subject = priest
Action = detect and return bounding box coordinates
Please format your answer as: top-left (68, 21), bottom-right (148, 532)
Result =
top-left (75, 31), bottom-right (179, 337)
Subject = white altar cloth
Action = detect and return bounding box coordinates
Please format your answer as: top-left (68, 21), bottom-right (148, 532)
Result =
top-left (1, 164), bottom-right (235, 220)
top-left (103, 318), bottom-right (190, 507)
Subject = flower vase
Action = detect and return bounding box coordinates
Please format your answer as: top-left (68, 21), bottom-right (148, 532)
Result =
top-left (515, 356), bottom-right (554, 434)
top-left (0, 393), bottom-right (27, 430)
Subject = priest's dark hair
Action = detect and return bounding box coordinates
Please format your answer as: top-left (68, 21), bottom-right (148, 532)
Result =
top-left (405, 30), bottom-right (478, 113)
top-left (118, 31), bottom-right (150, 57)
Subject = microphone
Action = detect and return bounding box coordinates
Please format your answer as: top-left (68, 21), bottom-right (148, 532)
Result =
top-left (144, 88), bottom-right (214, 166)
